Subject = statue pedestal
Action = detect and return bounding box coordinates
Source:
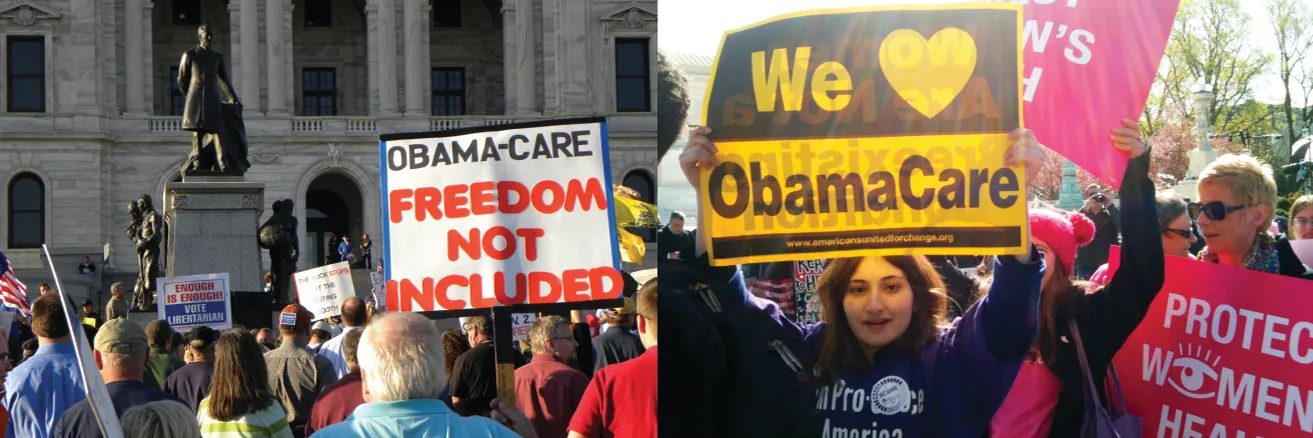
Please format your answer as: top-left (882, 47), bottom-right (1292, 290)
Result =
top-left (164, 181), bottom-right (266, 294)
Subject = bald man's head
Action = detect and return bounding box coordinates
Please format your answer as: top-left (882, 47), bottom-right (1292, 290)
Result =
top-left (341, 297), bottom-right (366, 327)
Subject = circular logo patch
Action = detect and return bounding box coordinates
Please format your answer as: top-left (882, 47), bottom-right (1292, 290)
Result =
top-left (870, 376), bottom-right (911, 415)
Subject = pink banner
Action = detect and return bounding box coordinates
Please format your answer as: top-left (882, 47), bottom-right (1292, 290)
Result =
top-left (992, 0), bottom-right (1179, 188)
top-left (1109, 248), bottom-right (1313, 437)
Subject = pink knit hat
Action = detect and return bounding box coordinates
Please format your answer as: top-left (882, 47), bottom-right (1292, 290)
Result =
top-left (1028, 209), bottom-right (1096, 274)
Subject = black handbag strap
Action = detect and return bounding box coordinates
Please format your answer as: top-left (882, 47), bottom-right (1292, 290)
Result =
top-left (1067, 318), bottom-right (1131, 415)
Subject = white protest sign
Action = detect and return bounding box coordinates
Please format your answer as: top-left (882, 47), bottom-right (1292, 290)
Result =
top-left (43, 245), bottom-right (123, 438)
top-left (294, 261), bottom-right (355, 320)
top-left (511, 313), bottom-right (536, 343)
top-left (156, 273), bottom-right (232, 332)
top-left (380, 118), bottom-right (624, 313)
top-left (370, 272), bottom-right (386, 313)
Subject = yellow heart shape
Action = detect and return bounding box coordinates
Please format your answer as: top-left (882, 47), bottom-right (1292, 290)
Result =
top-left (879, 28), bottom-right (977, 119)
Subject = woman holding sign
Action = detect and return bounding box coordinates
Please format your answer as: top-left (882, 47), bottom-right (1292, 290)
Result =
top-left (989, 120), bottom-right (1164, 437)
top-left (677, 126), bottom-right (1047, 437)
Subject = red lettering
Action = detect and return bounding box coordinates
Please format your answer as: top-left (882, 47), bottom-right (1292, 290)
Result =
top-left (561, 269), bottom-right (590, 302)
top-left (435, 275), bottom-right (468, 310)
top-left (528, 272), bottom-right (562, 304)
top-left (493, 272), bottom-right (526, 306)
top-left (449, 228), bottom-right (481, 261)
top-left (415, 187), bottom-right (442, 221)
top-left (589, 267), bottom-right (624, 300)
top-left (470, 182), bottom-right (496, 215)
top-left (498, 181), bottom-right (529, 214)
top-left (444, 184), bottom-right (470, 219)
top-left (468, 273), bottom-right (497, 308)
top-left (388, 189), bottom-right (413, 223)
top-left (531, 180), bottom-right (565, 214)
top-left (386, 280), bottom-right (400, 311)
top-left (515, 228), bottom-right (544, 261)
top-left (395, 278), bottom-right (432, 312)
top-left (483, 226), bottom-right (516, 261)
top-left (565, 178), bottom-right (608, 212)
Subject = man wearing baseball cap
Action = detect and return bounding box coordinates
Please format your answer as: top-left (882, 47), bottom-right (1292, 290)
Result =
top-left (164, 326), bottom-right (218, 412)
top-left (591, 297), bottom-right (644, 371)
top-left (266, 304), bottom-right (338, 438)
top-left (53, 319), bottom-right (185, 438)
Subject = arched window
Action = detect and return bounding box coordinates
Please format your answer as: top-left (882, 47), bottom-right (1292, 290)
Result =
top-left (623, 170), bottom-right (656, 242)
top-left (8, 173), bottom-right (44, 248)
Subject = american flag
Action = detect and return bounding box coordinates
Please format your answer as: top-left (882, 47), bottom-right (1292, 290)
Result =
top-left (746, 277), bottom-right (795, 319)
top-left (377, 257), bottom-right (384, 273)
top-left (0, 251), bottom-right (30, 316)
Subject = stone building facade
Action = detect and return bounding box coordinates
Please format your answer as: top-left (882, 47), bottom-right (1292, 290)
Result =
top-left (0, 0), bottom-right (658, 304)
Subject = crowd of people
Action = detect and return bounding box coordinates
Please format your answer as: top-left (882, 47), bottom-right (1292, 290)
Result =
top-left (0, 269), bottom-right (658, 438)
top-left (651, 46), bottom-right (1313, 437)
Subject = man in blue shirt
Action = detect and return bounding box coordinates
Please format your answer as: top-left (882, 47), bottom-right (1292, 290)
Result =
top-left (314, 312), bottom-right (535, 438)
top-left (338, 235), bottom-right (354, 264)
top-left (3, 294), bottom-right (87, 438)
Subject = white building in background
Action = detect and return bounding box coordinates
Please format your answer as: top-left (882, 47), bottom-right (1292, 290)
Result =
top-left (0, 0), bottom-right (658, 302)
top-left (657, 51), bottom-right (707, 226)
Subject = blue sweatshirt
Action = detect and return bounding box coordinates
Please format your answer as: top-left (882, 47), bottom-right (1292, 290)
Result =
top-left (714, 249), bottom-right (1043, 438)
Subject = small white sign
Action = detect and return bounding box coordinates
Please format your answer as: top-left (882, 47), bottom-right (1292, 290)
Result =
top-left (156, 273), bottom-right (232, 332)
top-left (511, 313), bottom-right (537, 344)
top-left (294, 261), bottom-right (355, 321)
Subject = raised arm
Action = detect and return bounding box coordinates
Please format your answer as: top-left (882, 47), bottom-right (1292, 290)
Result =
top-left (1084, 119), bottom-right (1164, 353)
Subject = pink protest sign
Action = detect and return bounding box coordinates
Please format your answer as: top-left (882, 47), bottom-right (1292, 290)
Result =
top-left (987, 0), bottom-right (1180, 188)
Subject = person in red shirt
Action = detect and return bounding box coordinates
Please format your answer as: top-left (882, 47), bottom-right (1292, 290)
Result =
top-left (515, 315), bottom-right (589, 438)
top-left (304, 329), bottom-right (365, 436)
top-left (568, 281), bottom-right (657, 438)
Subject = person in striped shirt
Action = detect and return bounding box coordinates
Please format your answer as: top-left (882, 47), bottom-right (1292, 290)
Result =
top-left (197, 331), bottom-right (292, 438)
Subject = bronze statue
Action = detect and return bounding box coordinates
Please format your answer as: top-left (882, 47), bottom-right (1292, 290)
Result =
top-left (178, 24), bottom-right (249, 176)
top-left (259, 199), bottom-right (300, 304)
top-left (127, 195), bottom-right (165, 310)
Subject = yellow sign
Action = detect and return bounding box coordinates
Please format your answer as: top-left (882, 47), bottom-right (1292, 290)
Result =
top-left (701, 4), bottom-right (1027, 265)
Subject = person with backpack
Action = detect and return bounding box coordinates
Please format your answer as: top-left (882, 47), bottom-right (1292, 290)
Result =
top-left (671, 126), bottom-right (1049, 437)
top-left (989, 119), bottom-right (1164, 437)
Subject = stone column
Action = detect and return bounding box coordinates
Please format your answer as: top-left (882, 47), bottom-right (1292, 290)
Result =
top-left (124, 0), bottom-right (146, 116)
top-left (501, 4), bottom-right (516, 114)
top-left (402, 0), bottom-right (425, 117)
top-left (241, 0), bottom-right (260, 115)
top-left (266, 0), bottom-right (290, 117)
top-left (378, 0), bottom-right (399, 117)
top-left (515, 0), bottom-right (536, 115)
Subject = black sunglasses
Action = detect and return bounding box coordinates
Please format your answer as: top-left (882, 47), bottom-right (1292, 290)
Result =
top-left (1163, 228), bottom-right (1193, 239)
top-left (1200, 201), bottom-right (1246, 221)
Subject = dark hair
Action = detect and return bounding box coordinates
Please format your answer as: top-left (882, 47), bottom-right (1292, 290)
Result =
top-left (38, 282), bottom-right (51, 291)
top-left (171, 332), bottom-right (185, 351)
top-left (343, 329), bottom-right (364, 367)
top-left (310, 329), bottom-right (332, 341)
top-left (341, 297), bottom-right (366, 327)
top-left (1031, 259), bottom-right (1097, 366)
top-left (656, 50), bottom-right (690, 160)
top-left (208, 331), bottom-right (277, 421)
top-left (441, 329), bottom-right (471, 379)
top-left (815, 256), bottom-right (947, 385)
top-left (669, 211), bottom-right (686, 221)
top-left (31, 294), bottom-right (70, 339)
top-left (146, 320), bottom-right (175, 349)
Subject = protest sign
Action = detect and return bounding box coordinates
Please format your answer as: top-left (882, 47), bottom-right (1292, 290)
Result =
top-left (294, 261), bottom-right (355, 320)
top-left (701, 4), bottom-right (1029, 265)
top-left (511, 313), bottom-right (537, 344)
top-left (983, 0), bottom-right (1179, 188)
top-left (43, 245), bottom-right (123, 438)
top-left (1109, 248), bottom-right (1313, 437)
top-left (370, 271), bottom-right (387, 313)
top-left (379, 118), bottom-right (624, 314)
top-left (793, 259), bottom-right (826, 324)
top-left (156, 273), bottom-right (232, 332)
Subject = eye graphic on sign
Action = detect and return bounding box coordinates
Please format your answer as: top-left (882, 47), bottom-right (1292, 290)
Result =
top-left (1168, 343), bottom-right (1221, 400)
